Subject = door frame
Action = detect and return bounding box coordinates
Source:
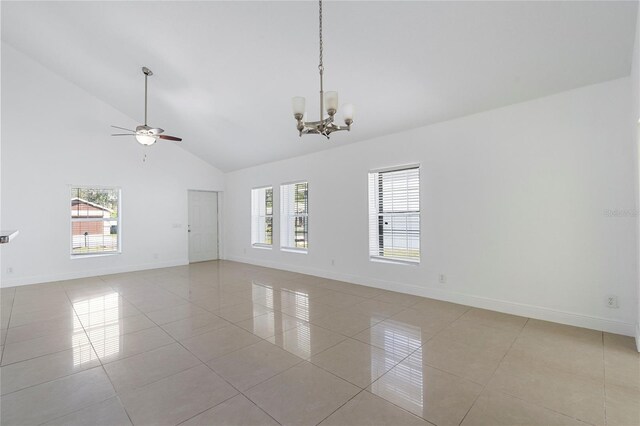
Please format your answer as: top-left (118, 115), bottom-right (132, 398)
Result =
top-left (187, 189), bottom-right (222, 263)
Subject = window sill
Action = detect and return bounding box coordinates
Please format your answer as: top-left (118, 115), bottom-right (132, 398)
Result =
top-left (281, 247), bottom-right (308, 254)
top-left (369, 256), bottom-right (419, 266)
top-left (252, 244), bottom-right (272, 250)
top-left (70, 252), bottom-right (121, 260)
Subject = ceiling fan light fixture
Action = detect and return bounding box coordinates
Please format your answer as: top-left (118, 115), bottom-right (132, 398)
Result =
top-left (135, 134), bottom-right (156, 146)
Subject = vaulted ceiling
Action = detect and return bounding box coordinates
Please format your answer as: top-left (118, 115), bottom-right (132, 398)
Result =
top-left (2, 1), bottom-right (637, 171)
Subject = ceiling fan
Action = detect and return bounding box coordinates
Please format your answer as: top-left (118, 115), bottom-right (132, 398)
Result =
top-left (111, 67), bottom-right (182, 145)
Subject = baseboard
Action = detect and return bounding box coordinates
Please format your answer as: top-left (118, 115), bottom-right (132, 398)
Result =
top-left (226, 255), bottom-right (636, 337)
top-left (1, 259), bottom-right (189, 288)
top-left (636, 323), bottom-right (640, 352)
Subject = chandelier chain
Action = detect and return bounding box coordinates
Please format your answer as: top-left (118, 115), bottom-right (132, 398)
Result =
top-left (318, 0), bottom-right (323, 72)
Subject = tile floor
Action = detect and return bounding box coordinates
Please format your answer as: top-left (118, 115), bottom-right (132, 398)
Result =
top-left (0, 260), bottom-right (638, 426)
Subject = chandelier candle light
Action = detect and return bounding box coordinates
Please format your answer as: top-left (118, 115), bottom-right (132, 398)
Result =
top-left (292, 0), bottom-right (354, 138)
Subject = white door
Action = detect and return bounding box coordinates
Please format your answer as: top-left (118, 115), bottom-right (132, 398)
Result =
top-left (188, 190), bottom-right (218, 263)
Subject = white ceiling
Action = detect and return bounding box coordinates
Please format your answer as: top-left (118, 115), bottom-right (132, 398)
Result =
top-left (2, 1), bottom-right (637, 171)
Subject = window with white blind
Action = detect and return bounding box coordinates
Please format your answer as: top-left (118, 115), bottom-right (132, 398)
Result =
top-left (70, 187), bottom-right (120, 256)
top-left (251, 186), bottom-right (273, 247)
top-left (280, 181), bottom-right (308, 252)
top-left (368, 166), bottom-right (420, 263)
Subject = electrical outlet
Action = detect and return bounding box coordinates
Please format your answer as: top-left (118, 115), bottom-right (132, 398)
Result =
top-left (606, 295), bottom-right (619, 309)
top-left (438, 274), bottom-right (447, 284)
top-left (6, 267), bottom-right (13, 274)
top-left (153, 253), bottom-right (159, 260)
top-left (331, 259), bottom-right (335, 266)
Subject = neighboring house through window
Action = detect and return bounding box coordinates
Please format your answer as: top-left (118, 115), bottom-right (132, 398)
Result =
top-left (251, 186), bottom-right (273, 247)
top-left (71, 187), bottom-right (120, 255)
top-left (280, 181), bottom-right (308, 252)
top-left (368, 166), bottom-right (420, 263)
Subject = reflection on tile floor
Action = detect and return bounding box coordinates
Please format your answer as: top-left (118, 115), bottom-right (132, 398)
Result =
top-left (0, 260), bottom-right (638, 425)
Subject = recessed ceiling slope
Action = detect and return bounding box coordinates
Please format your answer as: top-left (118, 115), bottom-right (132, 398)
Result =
top-left (1, 1), bottom-right (637, 171)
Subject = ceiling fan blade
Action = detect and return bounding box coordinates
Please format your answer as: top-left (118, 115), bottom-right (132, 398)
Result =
top-left (157, 134), bottom-right (182, 142)
top-left (111, 134), bottom-right (136, 136)
top-left (111, 125), bottom-right (136, 133)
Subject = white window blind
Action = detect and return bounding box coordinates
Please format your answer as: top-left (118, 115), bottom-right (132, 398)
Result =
top-left (368, 167), bottom-right (420, 263)
top-left (70, 187), bottom-right (120, 256)
top-left (280, 181), bottom-right (308, 251)
top-left (251, 187), bottom-right (273, 246)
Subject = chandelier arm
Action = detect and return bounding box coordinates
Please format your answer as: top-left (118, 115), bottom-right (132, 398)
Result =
top-left (325, 122), bottom-right (351, 133)
top-left (303, 116), bottom-right (333, 128)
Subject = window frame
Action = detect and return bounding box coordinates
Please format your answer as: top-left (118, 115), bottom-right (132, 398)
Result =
top-left (280, 180), bottom-right (309, 253)
top-left (251, 185), bottom-right (274, 249)
top-left (368, 165), bottom-right (421, 265)
top-left (69, 186), bottom-right (122, 258)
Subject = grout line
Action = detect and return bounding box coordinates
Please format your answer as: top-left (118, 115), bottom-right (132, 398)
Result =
top-left (35, 394), bottom-right (127, 426)
top-left (115, 394), bottom-right (135, 426)
top-left (174, 393), bottom-right (250, 426)
top-left (64, 280), bottom-right (116, 387)
top-left (235, 394), bottom-right (284, 426)
top-left (169, 328), bottom-right (284, 425)
top-left (11, 284), bottom-right (128, 426)
top-left (311, 322), bottom-right (442, 426)
top-left (119, 276), bottom-right (284, 400)
top-left (468, 317), bottom-right (600, 426)
top-left (308, 334), bottom-right (422, 390)
top-left (313, 388), bottom-right (368, 426)
top-left (0, 289), bottom-right (16, 365)
top-left (456, 317), bottom-right (528, 425)
top-left (69, 275), bottom-right (190, 426)
top-left (487, 388), bottom-right (600, 426)
top-left (105, 273), bottom-right (235, 424)
top-left (199, 360), bottom-right (285, 426)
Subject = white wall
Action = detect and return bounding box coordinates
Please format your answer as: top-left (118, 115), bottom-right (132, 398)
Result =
top-left (225, 77), bottom-right (637, 336)
top-left (632, 5), bottom-right (640, 348)
top-left (0, 43), bottom-right (225, 287)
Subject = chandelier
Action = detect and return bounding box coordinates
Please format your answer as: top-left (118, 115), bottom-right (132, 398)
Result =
top-left (291, 0), bottom-right (354, 139)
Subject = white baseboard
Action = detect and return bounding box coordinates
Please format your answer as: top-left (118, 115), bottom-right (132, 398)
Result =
top-left (1, 259), bottom-right (189, 288)
top-left (636, 323), bottom-right (640, 352)
top-left (227, 255), bottom-right (636, 337)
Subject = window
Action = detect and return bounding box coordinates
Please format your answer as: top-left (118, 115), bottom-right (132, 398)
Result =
top-left (70, 187), bottom-right (120, 256)
top-left (280, 181), bottom-right (308, 251)
top-left (368, 166), bottom-right (420, 263)
top-left (251, 186), bottom-right (273, 247)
